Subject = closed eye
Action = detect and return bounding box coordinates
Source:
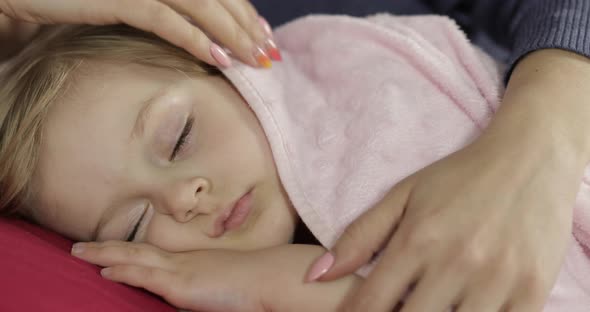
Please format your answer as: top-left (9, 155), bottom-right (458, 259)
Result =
top-left (127, 206), bottom-right (148, 242)
top-left (170, 116), bottom-right (194, 161)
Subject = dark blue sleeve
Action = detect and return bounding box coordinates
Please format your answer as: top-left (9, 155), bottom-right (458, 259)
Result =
top-left (425, 0), bottom-right (590, 74)
top-left (250, 0), bottom-right (431, 26)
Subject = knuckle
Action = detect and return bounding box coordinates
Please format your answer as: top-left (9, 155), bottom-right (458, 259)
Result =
top-left (341, 221), bottom-right (370, 248)
top-left (194, 0), bottom-right (214, 11)
top-left (233, 25), bottom-right (250, 50)
top-left (454, 241), bottom-right (487, 271)
top-left (496, 249), bottom-right (517, 275)
top-left (402, 222), bottom-right (441, 252)
top-left (123, 246), bottom-right (144, 258)
top-left (142, 266), bottom-right (158, 280)
top-left (143, 2), bottom-right (171, 30)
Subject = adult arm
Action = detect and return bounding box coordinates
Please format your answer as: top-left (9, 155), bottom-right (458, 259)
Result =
top-left (428, 0), bottom-right (590, 74)
top-left (310, 48), bottom-right (590, 312)
top-left (306, 1), bottom-right (590, 311)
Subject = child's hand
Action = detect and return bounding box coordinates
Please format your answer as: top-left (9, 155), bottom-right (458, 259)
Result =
top-left (71, 241), bottom-right (361, 312)
top-left (71, 240), bottom-right (268, 312)
top-left (0, 0), bottom-right (276, 67)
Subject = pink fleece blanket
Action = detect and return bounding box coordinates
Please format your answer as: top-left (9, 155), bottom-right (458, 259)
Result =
top-left (222, 14), bottom-right (590, 311)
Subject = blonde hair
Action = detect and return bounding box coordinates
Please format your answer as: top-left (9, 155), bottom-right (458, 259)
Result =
top-left (0, 24), bottom-right (219, 217)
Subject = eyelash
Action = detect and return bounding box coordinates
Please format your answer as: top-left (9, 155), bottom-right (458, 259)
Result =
top-left (170, 116), bottom-right (194, 161)
top-left (127, 205), bottom-right (148, 242)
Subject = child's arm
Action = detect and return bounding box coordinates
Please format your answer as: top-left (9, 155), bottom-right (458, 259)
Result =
top-left (257, 244), bottom-right (362, 312)
top-left (71, 241), bottom-right (362, 312)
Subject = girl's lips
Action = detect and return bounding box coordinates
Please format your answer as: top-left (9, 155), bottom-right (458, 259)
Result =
top-left (211, 190), bottom-right (253, 238)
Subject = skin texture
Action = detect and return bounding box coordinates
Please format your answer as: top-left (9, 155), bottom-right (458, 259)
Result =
top-left (34, 62), bottom-right (298, 252)
top-left (0, 0), bottom-right (271, 66)
top-left (312, 49), bottom-right (590, 312)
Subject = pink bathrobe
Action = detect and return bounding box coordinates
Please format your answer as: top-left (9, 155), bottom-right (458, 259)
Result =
top-left (222, 14), bottom-right (590, 311)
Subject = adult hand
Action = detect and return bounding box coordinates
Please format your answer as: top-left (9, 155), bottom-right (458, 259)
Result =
top-left (0, 0), bottom-right (278, 67)
top-left (306, 49), bottom-right (590, 311)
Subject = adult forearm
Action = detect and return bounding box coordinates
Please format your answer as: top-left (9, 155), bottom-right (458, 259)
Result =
top-left (430, 0), bottom-right (590, 76)
top-left (260, 244), bottom-right (361, 312)
top-left (480, 49), bottom-right (590, 175)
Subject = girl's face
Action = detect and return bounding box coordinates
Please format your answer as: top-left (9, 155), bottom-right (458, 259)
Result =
top-left (33, 62), bottom-right (298, 252)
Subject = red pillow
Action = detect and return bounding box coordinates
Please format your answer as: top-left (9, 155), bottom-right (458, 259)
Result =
top-left (0, 218), bottom-right (175, 311)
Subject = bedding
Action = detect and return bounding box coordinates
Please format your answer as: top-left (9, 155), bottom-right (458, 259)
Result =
top-left (0, 218), bottom-right (174, 311)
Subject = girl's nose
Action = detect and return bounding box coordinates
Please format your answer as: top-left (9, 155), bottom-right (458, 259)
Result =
top-left (166, 177), bottom-right (212, 223)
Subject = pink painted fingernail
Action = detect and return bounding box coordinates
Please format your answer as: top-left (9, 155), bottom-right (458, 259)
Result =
top-left (306, 252), bottom-right (334, 282)
top-left (258, 16), bottom-right (273, 37)
top-left (210, 43), bottom-right (232, 68)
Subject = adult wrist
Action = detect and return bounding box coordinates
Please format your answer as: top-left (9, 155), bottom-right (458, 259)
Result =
top-left (495, 49), bottom-right (590, 167)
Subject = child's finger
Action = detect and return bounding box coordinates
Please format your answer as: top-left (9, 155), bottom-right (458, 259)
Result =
top-left (71, 241), bottom-right (172, 270)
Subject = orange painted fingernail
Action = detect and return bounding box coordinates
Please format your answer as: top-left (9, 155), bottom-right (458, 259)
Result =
top-left (265, 38), bottom-right (282, 61)
top-left (305, 252), bottom-right (334, 282)
top-left (254, 46), bottom-right (272, 68)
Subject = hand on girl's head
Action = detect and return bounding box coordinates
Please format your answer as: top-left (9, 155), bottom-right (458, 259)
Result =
top-left (0, 0), bottom-right (281, 68)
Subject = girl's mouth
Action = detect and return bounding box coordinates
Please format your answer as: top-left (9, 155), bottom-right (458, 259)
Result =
top-left (212, 189), bottom-right (253, 237)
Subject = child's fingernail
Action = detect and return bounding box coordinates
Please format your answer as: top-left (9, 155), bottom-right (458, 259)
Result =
top-left (258, 16), bottom-right (273, 37)
top-left (210, 43), bottom-right (232, 68)
top-left (265, 38), bottom-right (282, 61)
top-left (101, 268), bottom-right (112, 278)
top-left (254, 46), bottom-right (272, 68)
top-left (71, 243), bottom-right (85, 255)
top-left (306, 252), bottom-right (334, 282)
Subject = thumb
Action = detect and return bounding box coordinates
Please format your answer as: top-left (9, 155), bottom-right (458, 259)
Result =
top-left (306, 180), bottom-right (412, 282)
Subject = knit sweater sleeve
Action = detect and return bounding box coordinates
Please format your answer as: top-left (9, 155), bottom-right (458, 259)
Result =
top-left (428, 0), bottom-right (590, 75)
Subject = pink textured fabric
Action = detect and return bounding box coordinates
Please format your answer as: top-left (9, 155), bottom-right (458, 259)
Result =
top-left (222, 14), bottom-right (590, 310)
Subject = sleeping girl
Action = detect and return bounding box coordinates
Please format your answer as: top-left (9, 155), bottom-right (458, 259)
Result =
top-left (1, 13), bottom-right (589, 311)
